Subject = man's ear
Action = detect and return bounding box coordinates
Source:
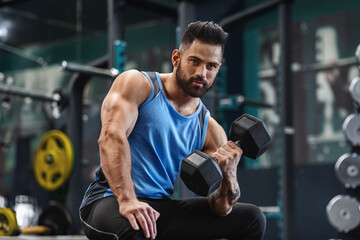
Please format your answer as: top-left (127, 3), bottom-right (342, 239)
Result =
top-left (172, 49), bottom-right (180, 67)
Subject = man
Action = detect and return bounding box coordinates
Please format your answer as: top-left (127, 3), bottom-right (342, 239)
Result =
top-left (79, 21), bottom-right (266, 240)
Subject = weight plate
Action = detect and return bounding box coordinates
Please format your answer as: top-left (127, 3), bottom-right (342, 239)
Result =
top-left (0, 208), bottom-right (19, 236)
top-left (356, 44), bottom-right (360, 65)
top-left (343, 114), bottom-right (360, 147)
top-left (38, 201), bottom-right (75, 235)
top-left (335, 153), bottom-right (360, 188)
top-left (34, 130), bottom-right (74, 191)
top-left (349, 76), bottom-right (360, 104)
top-left (327, 195), bottom-right (360, 232)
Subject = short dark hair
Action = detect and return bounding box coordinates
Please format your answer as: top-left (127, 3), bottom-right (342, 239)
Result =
top-left (180, 21), bottom-right (228, 54)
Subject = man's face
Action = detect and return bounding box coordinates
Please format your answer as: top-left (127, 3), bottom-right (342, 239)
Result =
top-left (174, 40), bottom-right (222, 98)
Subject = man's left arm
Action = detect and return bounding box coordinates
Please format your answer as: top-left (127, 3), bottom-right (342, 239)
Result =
top-left (202, 117), bottom-right (243, 216)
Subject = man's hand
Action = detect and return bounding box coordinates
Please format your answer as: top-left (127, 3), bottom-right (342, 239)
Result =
top-left (212, 141), bottom-right (242, 180)
top-left (208, 141), bottom-right (242, 216)
top-left (119, 199), bottom-right (160, 239)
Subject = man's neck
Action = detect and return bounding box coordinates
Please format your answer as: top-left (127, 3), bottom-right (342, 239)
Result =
top-left (160, 73), bottom-right (200, 116)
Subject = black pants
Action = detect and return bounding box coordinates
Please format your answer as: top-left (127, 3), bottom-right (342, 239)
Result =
top-left (80, 196), bottom-right (266, 240)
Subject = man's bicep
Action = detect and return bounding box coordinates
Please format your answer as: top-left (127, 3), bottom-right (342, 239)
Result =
top-left (100, 94), bottom-right (139, 136)
top-left (100, 70), bottom-right (151, 136)
top-left (202, 117), bottom-right (227, 155)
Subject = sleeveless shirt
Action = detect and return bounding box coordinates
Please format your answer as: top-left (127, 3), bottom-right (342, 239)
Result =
top-left (80, 71), bottom-right (210, 210)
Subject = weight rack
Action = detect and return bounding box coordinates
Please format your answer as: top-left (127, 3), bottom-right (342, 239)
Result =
top-left (216, 0), bottom-right (294, 239)
top-left (326, 44), bottom-right (360, 239)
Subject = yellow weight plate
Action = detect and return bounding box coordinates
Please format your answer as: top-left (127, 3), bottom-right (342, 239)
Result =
top-left (34, 130), bottom-right (74, 191)
top-left (0, 208), bottom-right (19, 236)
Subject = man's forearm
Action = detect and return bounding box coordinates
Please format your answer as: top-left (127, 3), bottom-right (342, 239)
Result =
top-left (99, 133), bottom-right (137, 202)
top-left (207, 177), bottom-right (240, 216)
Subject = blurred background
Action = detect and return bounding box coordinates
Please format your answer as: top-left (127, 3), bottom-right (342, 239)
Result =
top-left (1, 0), bottom-right (360, 239)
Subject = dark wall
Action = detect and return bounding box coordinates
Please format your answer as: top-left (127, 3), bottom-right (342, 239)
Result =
top-left (238, 164), bottom-right (344, 240)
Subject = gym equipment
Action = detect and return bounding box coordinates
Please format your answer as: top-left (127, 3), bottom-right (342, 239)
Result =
top-left (180, 114), bottom-right (271, 196)
top-left (228, 114), bottom-right (271, 159)
top-left (0, 85), bottom-right (67, 106)
top-left (217, 94), bottom-right (274, 110)
top-left (335, 153), bottom-right (360, 188)
top-left (259, 56), bottom-right (358, 80)
top-left (349, 76), bottom-right (360, 104)
top-left (0, 201), bottom-right (75, 236)
top-left (0, 42), bottom-right (47, 67)
top-left (51, 89), bottom-right (68, 119)
top-left (37, 201), bottom-right (75, 235)
top-left (114, 40), bottom-right (127, 73)
top-left (0, 83), bottom-right (68, 119)
top-left (218, 0), bottom-right (282, 30)
top-left (0, 196), bottom-right (6, 208)
top-left (0, 208), bottom-right (19, 236)
top-left (327, 195), bottom-right (360, 232)
top-left (34, 130), bottom-right (74, 191)
top-left (343, 114), bottom-right (360, 147)
top-left (61, 60), bottom-right (119, 79)
top-left (13, 195), bottom-right (38, 228)
top-left (181, 150), bottom-right (223, 196)
top-left (356, 44), bottom-right (360, 66)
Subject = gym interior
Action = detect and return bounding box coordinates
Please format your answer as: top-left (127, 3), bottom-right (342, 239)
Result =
top-left (1, 0), bottom-right (360, 239)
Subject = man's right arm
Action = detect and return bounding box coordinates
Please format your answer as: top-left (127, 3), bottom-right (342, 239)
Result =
top-left (97, 70), bottom-right (159, 239)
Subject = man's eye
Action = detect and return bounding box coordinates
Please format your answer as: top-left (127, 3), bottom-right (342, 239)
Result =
top-left (208, 64), bottom-right (216, 69)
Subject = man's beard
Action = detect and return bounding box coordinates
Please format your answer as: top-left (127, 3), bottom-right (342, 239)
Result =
top-left (175, 62), bottom-right (215, 98)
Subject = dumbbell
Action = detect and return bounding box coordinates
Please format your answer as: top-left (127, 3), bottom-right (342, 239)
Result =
top-left (343, 114), bottom-right (360, 147)
top-left (180, 114), bottom-right (271, 196)
top-left (327, 195), bottom-right (360, 232)
top-left (335, 153), bottom-right (360, 189)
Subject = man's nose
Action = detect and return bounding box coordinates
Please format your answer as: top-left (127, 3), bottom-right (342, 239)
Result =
top-left (195, 64), bottom-right (207, 79)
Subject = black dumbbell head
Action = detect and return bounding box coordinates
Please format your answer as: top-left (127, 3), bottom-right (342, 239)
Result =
top-left (180, 150), bottom-right (223, 196)
top-left (229, 114), bottom-right (271, 159)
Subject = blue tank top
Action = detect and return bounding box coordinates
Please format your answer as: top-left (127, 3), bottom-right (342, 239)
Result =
top-left (80, 71), bottom-right (210, 209)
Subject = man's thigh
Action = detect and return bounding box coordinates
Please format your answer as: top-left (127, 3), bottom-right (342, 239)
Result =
top-left (80, 196), bottom-right (146, 240)
top-left (152, 197), bottom-right (265, 240)
top-left (80, 196), bottom-right (265, 240)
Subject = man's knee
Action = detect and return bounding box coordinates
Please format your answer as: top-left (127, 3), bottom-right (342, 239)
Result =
top-left (245, 204), bottom-right (266, 237)
top-left (232, 203), bottom-right (266, 239)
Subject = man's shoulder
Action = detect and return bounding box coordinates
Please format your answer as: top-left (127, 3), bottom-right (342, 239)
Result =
top-left (114, 70), bottom-right (151, 88)
top-left (120, 69), bottom-right (147, 80)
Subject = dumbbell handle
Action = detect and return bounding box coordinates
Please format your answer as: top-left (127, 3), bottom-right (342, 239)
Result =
top-left (234, 140), bottom-right (241, 148)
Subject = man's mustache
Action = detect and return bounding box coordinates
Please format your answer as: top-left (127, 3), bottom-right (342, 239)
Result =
top-left (190, 77), bottom-right (207, 86)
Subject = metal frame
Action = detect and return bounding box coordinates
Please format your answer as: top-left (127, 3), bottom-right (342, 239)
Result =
top-left (279, 2), bottom-right (294, 239)
top-left (218, 1), bottom-right (294, 239)
top-left (177, 0), bottom-right (196, 39)
top-left (61, 60), bottom-right (119, 79)
top-left (0, 85), bottom-right (57, 102)
top-left (107, 0), bottom-right (178, 68)
top-left (218, 0), bottom-right (283, 30)
top-left (64, 56), bottom-right (111, 232)
top-left (108, 0), bottom-right (126, 68)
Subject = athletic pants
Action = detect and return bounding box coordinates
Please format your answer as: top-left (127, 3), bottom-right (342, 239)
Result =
top-left (80, 196), bottom-right (266, 240)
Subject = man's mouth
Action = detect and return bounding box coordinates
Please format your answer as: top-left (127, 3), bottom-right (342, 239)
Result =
top-left (191, 79), bottom-right (205, 87)
top-left (193, 81), bottom-right (203, 87)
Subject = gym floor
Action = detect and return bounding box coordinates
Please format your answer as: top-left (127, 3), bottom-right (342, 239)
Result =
top-left (0, 236), bottom-right (88, 240)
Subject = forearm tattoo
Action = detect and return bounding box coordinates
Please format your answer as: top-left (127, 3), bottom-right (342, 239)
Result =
top-left (229, 188), bottom-right (240, 200)
top-left (210, 190), bottom-right (221, 208)
top-left (210, 188), bottom-right (240, 210)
